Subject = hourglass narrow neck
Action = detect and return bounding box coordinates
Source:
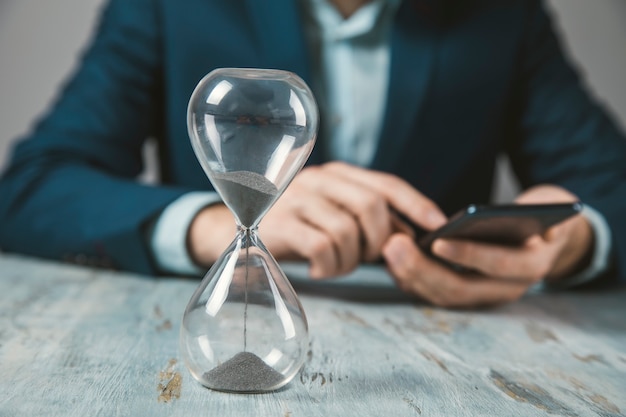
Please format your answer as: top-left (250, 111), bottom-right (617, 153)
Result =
top-left (236, 225), bottom-right (259, 235)
top-left (234, 225), bottom-right (269, 253)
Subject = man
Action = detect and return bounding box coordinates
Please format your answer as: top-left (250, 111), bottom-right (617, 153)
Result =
top-left (1, 0), bottom-right (625, 307)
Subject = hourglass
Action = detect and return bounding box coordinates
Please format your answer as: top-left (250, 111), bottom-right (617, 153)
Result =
top-left (180, 68), bottom-right (318, 393)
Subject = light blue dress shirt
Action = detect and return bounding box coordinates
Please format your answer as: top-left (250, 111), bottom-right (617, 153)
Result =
top-left (150, 0), bottom-right (612, 286)
top-left (304, 0), bottom-right (401, 165)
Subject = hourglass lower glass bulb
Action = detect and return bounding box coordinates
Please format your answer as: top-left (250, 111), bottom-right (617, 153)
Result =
top-left (180, 229), bottom-right (309, 392)
top-left (180, 67), bottom-right (319, 393)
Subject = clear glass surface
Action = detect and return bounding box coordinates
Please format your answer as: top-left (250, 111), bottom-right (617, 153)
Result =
top-left (187, 67), bottom-right (318, 228)
top-left (181, 68), bottom-right (318, 393)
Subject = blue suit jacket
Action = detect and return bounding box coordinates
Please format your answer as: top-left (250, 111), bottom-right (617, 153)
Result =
top-left (1, 0), bottom-right (626, 280)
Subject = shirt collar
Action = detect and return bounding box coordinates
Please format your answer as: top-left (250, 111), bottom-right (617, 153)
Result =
top-left (305, 0), bottom-right (401, 41)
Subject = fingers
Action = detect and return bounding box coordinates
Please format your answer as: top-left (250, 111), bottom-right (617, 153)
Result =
top-left (263, 162), bottom-right (446, 279)
top-left (288, 162), bottom-right (443, 263)
top-left (324, 162), bottom-right (447, 231)
top-left (306, 168), bottom-right (392, 262)
top-left (513, 184), bottom-right (594, 280)
top-left (429, 210), bottom-right (587, 284)
top-left (261, 196), bottom-right (361, 278)
top-left (514, 184), bottom-right (579, 205)
top-left (430, 236), bottom-right (556, 283)
top-left (383, 189), bottom-right (593, 307)
top-left (390, 210), bottom-right (417, 238)
top-left (383, 234), bottom-right (529, 308)
top-left (271, 218), bottom-right (340, 279)
top-left (262, 163), bottom-right (393, 278)
top-left (295, 195), bottom-right (362, 276)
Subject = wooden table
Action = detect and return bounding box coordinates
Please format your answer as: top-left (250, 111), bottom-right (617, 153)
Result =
top-left (0, 254), bottom-right (624, 417)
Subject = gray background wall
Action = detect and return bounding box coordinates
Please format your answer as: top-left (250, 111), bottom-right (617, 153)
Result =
top-left (1, 0), bottom-right (625, 201)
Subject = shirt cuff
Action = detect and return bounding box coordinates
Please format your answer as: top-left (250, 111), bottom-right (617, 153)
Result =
top-left (542, 203), bottom-right (613, 290)
top-left (150, 191), bottom-right (222, 275)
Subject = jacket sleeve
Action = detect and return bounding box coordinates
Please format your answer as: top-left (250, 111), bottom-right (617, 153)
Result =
top-left (0, 0), bottom-right (194, 274)
top-left (505, 0), bottom-right (626, 284)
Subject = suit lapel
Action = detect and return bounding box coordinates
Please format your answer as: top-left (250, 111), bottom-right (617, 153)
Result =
top-left (371, 3), bottom-right (436, 171)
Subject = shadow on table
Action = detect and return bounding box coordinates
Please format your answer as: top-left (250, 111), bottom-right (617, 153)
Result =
top-left (282, 262), bottom-right (419, 304)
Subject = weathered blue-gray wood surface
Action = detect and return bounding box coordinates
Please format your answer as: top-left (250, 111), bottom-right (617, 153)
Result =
top-left (0, 254), bottom-right (624, 417)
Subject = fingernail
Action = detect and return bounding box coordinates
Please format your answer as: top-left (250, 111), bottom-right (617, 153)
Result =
top-left (309, 265), bottom-right (325, 280)
top-left (383, 239), bottom-right (407, 266)
top-left (432, 240), bottom-right (455, 258)
top-left (428, 210), bottom-right (447, 228)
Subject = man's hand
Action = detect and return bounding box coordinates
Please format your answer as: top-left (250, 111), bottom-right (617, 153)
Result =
top-left (259, 162), bottom-right (446, 278)
top-left (188, 162), bottom-right (446, 277)
top-left (383, 184), bottom-right (594, 308)
top-left (188, 202), bottom-right (236, 267)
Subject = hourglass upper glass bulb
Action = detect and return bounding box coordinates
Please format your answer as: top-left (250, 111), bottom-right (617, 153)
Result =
top-left (188, 68), bottom-right (318, 229)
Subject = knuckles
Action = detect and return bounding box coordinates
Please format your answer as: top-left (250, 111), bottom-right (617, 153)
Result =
top-left (526, 261), bottom-right (551, 283)
top-left (304, 233), bottom-right (334, 260)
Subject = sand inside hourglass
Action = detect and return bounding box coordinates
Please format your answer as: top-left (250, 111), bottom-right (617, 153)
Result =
top-left (211, 170), bottom-right (278, 228)
top-left (203, 351), bottom-right (285, 392)
top-left (204, 169), bottom-right (286, 391)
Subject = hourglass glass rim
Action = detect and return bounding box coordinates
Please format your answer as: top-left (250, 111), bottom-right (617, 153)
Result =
top-left (199, 67), bottom-right (304, 82)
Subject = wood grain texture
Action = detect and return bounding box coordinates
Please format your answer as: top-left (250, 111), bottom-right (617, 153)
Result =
top-left (0, 254), bottom-right (624, 417)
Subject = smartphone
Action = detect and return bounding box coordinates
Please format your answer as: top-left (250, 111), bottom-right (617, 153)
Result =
top-left (418, 202), bottom-right (583, 257)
